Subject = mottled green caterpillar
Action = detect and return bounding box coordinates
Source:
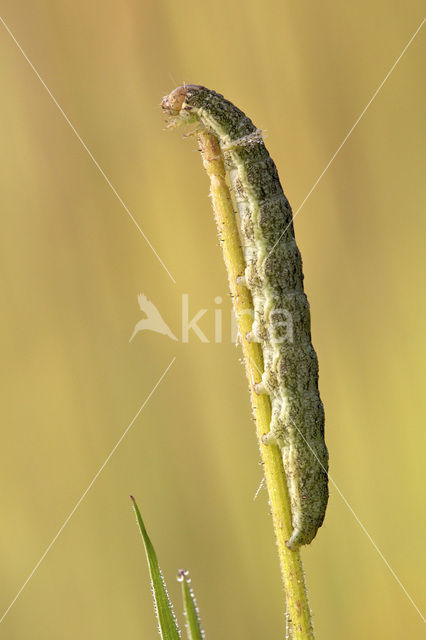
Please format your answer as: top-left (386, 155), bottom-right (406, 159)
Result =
top-left (162, 85), bottom-right (328, 548)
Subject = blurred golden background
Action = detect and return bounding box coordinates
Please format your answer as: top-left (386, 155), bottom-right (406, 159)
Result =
top-left (0, 2), bottom-right (424, 638)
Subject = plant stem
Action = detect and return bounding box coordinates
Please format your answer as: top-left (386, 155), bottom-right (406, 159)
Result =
top-left (198, 131), bottom-right (314, 640)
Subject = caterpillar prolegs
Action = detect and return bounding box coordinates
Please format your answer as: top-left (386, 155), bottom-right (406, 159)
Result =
top-left (162, 85), bottom-right (329, 548)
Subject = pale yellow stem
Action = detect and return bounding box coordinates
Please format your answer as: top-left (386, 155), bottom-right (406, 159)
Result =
top-left (198, 131), bottom-right (314, 640)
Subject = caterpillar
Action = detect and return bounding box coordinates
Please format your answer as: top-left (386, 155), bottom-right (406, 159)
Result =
top-left (162, 85), bottom-right (329, 549)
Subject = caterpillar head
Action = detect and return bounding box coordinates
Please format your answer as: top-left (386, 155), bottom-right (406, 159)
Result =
top-left (161, 84), bottom-right (206, 128)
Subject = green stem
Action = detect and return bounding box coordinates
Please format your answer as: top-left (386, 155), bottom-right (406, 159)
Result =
top-left (198, 131), bottom-right (314, 640)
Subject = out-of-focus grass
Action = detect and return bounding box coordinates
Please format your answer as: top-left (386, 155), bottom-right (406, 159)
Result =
top-left (178, 570), bottom-right (204, 640)
top-left (132, 497), bottom-right (181, 639)
top-left (132, 497), bottom-right (204, 640)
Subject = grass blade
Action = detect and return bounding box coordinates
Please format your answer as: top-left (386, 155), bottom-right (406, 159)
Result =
top-left (131, 496), bottom-right (181, 639)
top-left (178, 570), bottom-right (205, 640)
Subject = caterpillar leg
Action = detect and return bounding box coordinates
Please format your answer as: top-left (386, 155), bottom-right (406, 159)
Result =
top-left (286, 529), bottom-right (304, 550)
top-left (182, 123), bottom-right (204, 137)
top-left (285, 523), bottom-right (321, 550)
top-left (246, 331), bottom-right (262, 343)
top-left (254, 371), bottom-right (273, 396)
top-left (261, 430), bottom-right (281, 446)
top-left (254, 381), bottom-right (267, 395)
top-left (261, 415), bottom-right (283, 444)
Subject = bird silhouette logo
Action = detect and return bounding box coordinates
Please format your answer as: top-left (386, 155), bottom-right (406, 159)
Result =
top-left (129, 294), bottom-right (178, 343)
